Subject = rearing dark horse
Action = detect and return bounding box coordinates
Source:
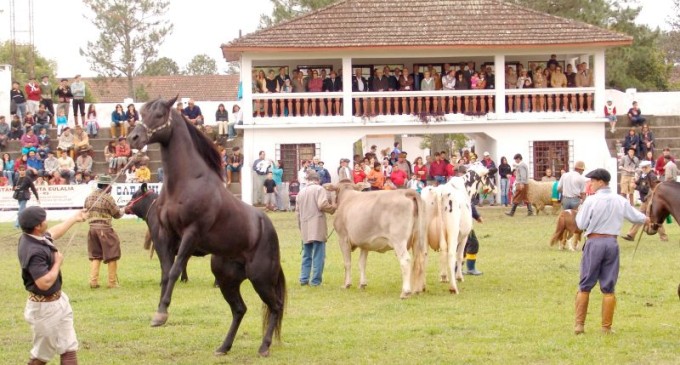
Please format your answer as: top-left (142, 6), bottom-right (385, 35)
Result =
top-left (127, 96), bottom-right (286, 357)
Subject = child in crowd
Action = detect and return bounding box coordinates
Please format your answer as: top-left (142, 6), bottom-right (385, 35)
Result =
top-left (135, 162), bottom-right (151, 183)
top-left (85, 105), bottom-right (100, 138)
top-left (604, 99), bottom-right (617, 133)
top-left (263, 172), bottom-right (278, 212)
top-left (56, 109), bottom-right (68, 135)
top-left (9, 115), bottom-right (23, 140)
top-left (383, 176), bottom-right (397, 190)
top-left (125, 164), bottom-right (137, 183)
top-left (37, 128), bottom-right (51, 158)
top-left (406, 174), bottom-right (424, 193)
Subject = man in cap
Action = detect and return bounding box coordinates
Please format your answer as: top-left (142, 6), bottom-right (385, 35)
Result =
top-left (621, 160), bottom-right (667, 241)
top-left (505, 153), bottom-right (534, 216)
top-left (17, 206), bottom-right (88, 365)
top-left (83, 175), bottom-right (125, 289)
top-left (574, 168), bottom-right (648, 335)
top-left (479, 151), bottom-right (498, 206)
top-left (338, 158), bottom-right (352, 182)
top-left (557, 161), bottom-right (587, 210)
top-left (296, 171), bottom-right (336, 286)
top-left (70, 75), bottom-right (86, 126)
top-left (618, 147), bottom-right (638, 205)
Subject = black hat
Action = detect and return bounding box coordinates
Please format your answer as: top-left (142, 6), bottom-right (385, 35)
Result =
top-left (19, 206), bottom-right (47, 231)
top-left (585, 168), bottom-right (611, 183)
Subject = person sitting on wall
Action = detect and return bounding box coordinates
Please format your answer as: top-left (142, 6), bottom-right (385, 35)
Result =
top-left (183, 99), bottom-right (204, 127)
top-left (627, 101), bottom-right (646, 127)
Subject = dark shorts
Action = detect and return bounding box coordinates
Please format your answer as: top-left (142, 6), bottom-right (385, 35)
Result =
top-left (88, 226), bottom-right (121, 263)
top-left (579, 236), bottom-right (619, 293)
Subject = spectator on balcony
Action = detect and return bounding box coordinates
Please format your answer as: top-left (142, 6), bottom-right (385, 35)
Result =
top-left (56, 109), bottom-right (68, 136)
top-left (83, 104), bottom-right (99, 138)
top-left (543, 68), bottom-right (553, 87)
top-left (547, 54), bottom-right (559, 69)
top-left (623, 128), bottom-right (641, 157)
top-left (412, 67), bottom-right (424, 91)
top-left (265, 69), bottom-right (279, 93)
top-left (484, 66), bottom-right (495, 89)
top-left (655, 148), bottom-right (674, 181)
top-left (56, 148), bottom-right (75, 183)
top-left (464, 62), bottom-right (475, 87)
top-left (111, 104), bottom-right (126, 138)
top-left (126, 104), bottom-right (140, 129)
top-left (470, 72), bottom-right (480, 89)
top-left (36, 128), bottom-right (50, 158)
top-left (533, 66), bottom-right (547, 88)
top-left (20, 128), bottom-right (39, 156)
top-left (371, 69), bottom-right (389, 92)
top-left (55, 78), bottom-right (72, 119)
top-left (640, 124), bottom-right (655, 158)
top-left (11, 81), bottom-right (27, 121)
top-left (476, 73), bottom-right (487, 90)
top-left (275, 67), bottom-right (290, 91)
top-left (432, 69), bottom-right (443, 91)
top-left (25, 76), bottom-right (42, 115)
top-left (604, 99), bottom-right (617, 133)
top-left (76, 147), bottom-right (93, 174)
top-left (399, 67), bottom-right (414, 91)
top-left (442, 69), bottom-right (456, 90)
top-left (323, 71), bottom-right (342, 92)
top-left (574, 62), bottom-right (593, 87)
top-left (351, 69), bottom-right (368, 92)
top-left (382, 67), bottom-right (397, 91)
top-left (307, 70), bottom-right (323, 92)
top-left (505, 67), bottom-right (518, 89)
top-left (255, 70), bottom-right (267, 93)
top-left (57, 127), bottom-right (75, 159)
top-left (627, 101), bottom-right (646, 127)
top-left (454, 73), bottom-right (469, 90)
top-left (420, 71), bottom-right (435, 91)
top-left (551, 66), bottom-right (567, 88)
top-left (292, 70), bottom-right (305, 92)
top-left (114, 136), bottom-right (131, 173)
top-left (183, 100), bottom-right (203, 127)
top-left (33, 104), bottom-right (52, 135)
top-left (565, 64), bottom-right (577, 87)
top-left (281, 79), bottom-right (293, 93)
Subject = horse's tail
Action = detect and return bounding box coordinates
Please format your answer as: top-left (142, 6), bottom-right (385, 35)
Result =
top-left (260, 216), bottom-right (286, 342)
top-left (408, 190), bottom-right (427, 293)
top-left (550, 213), bottom-right (565, 247)
top-left (143, 229), bottom-right (153, 250)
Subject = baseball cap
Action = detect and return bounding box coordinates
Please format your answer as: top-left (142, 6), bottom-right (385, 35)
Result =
top-left (585, 168), bottom-right (611, 183)
top-left (19, 206), bottom-right (47, 231)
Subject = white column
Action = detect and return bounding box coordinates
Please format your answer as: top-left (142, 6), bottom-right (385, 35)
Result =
top-left (241, 128), bottom-right (254, 205)
top-left (342, 56), bottom-right (353, 119)
top-left (494, 54), bottom-right (506, 119)
top-left (593, 50), bottom-right (605, 117)
top-left (241, 55), bottom-right (253, 124)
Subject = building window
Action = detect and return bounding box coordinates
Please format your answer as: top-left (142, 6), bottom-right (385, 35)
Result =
top-left (529, 140), bottom-right (573, 180)
top-left (276, 143), bottom-right (320, 182)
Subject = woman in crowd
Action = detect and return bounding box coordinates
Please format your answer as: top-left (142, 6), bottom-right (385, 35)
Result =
top-left (291, 71), bottom-right (305, 93)
top-left (271, 160), bottom-right (284, 211)
top-left (84, 104), bottom-right (99, 138)
top-left (265, 70), bottom-right (279, 93)
top-left (412, 156), bottom-right (428, 184)
top-left (623, 127), bottom-right (641, 157)
top-left (229, 104), bottom-right (242, 140)
top-left (3, 153), bottom-right (15, 186)
top-left (642, 150), bottom-right (655, 169)
top-left (533, 66), bottom-right (547, 88)
top-left (13, 165), bottom-right (39, 228)
top-left (49, 170), bottom-right (67, 185)
top-left (256, 70), bottom-right (267, 93)
top-left (126, 104), bottom-right (140, 129)
top-left (476, 72), bottom-right (487, 90)
top-left (639, 124), bottom-right (654, 159)
top-left (104, 140), bottom-right (117, 174)
top-left (505, 66), bottom-right (518, 89)
top-left (111, 104), bottom-right (127, 138)
top-left (215, 104), bottom-right (229, 137)
top-left (498, 156), bottom-right (512, 207)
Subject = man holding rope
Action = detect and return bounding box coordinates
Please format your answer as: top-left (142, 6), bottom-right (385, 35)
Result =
top-left (84, 175), bottom-right (125, 289)
top-left (18, 206), bottom-right (88, 365)
top-left (573, 168), bottom-right (648, 335)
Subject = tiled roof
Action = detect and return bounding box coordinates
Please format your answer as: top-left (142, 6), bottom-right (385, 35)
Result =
top-left (81, 75), bottom-right (240, 103)
top-left (222, 0), bottom-right (632, 57)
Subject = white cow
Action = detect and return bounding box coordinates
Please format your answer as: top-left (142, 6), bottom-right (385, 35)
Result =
top-left (421, 177), bottom-right (473, 294)
top-left (326, 182), bottom-right (427, 298)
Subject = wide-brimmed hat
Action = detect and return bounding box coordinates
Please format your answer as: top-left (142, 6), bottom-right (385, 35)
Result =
top-left (96, 175), bottom-right (113, 185)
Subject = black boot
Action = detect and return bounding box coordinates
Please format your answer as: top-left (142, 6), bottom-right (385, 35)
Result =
top-left (527, 203), bottom-right (534, 216)
top-left (505, 204), bottom-right (517, 216)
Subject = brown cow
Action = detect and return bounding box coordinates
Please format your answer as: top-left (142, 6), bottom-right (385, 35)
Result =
top-left (549, 209), bottom-right (582, 251)
top-left (325, 181), bottom-right (427, 298)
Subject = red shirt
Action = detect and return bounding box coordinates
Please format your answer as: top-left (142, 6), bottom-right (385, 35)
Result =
top-left (655, 155), bottom-right (675, 176)
top-left (445, 162), bottom-right (455, 178)
top-left (414, 164), bottom-right (428, 182)
top-left (25, 83), bottom-right (42, 102)
top-left (390, 169), bottom-right (407, 187)
top-left (352, 169), bottom-right (366, 184)
top-left (429, 160), bottom-right (447, 178)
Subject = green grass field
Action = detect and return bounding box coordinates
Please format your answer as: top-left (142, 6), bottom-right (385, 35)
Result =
top-left (1, 209), bottom-right (678, 365)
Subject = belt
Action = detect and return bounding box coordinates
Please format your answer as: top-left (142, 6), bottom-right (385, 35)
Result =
top-left (587, 233), bottom-right (616, 239)
top-left (28, 290), bottom-right (61, 302)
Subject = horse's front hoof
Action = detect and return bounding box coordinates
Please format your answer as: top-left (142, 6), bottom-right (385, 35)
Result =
top-left (400, 291), bottom-right (412, 299)
top-left (258, 349), bottom-right (270, 357)
top-left (449, 287), bottom-right (459, 294)
top-left (359, 283), bottom-right (367, 290)
top-left (214, 350), bottom-right (227, 357)
top-left (343, 283), bottom-right (351, 289)
top-left (150, 312), bottom-right (169, 327)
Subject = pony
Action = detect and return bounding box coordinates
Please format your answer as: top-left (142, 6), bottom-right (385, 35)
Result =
top-left (127, 96), bottom-right (286, 357)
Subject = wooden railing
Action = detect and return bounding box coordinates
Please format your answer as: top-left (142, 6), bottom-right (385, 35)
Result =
top-left (252, 92), bottom-right (344, 118)
top-left (505, 87), bottom-right (595, 113)
top-left (351, 90), bottom-right (497, 117)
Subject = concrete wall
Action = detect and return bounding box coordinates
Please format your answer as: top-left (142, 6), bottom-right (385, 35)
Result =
top-left (606, 89), bottom-right (680, 116)
top-left (0, 65), bottom-right (11, 120)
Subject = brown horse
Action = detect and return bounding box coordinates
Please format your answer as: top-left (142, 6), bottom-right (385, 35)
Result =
top-left (644, 181), bottom-right (680, 236)
top-left (127, 96), bottom-right (286, 357)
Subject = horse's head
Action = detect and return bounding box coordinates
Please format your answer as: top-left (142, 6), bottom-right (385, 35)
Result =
top-left (128, 95), bottom-right (179, 149)
top-left (124, 183), bottom-right (158, 218)
top-left (643, 185), bottom-right (669, 236)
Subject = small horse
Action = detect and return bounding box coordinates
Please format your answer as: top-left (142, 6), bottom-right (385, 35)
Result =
top-left (127, 96), bottom-right (286, 357)
top-left (124, 183), bottom-right (205, 283)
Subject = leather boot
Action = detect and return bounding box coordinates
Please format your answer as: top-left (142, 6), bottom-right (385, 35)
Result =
top-left (107, 261), bottom-right (119, 288)
top-left (601, 293), bottom-right (616, 334)
top-left (89, 259), bottom-right (101, 288)
top-left (60, 351), bottom-right (78, 365)
top-left (504, 204), bottom-right (517, 216)
top-left (527, 203), bottom-right (534, 216)
top-left (574, 291), bottom-right (589, 334)
top-left (27, 359), bottom-right (46, 365)
top-left (226, 169), bottom-right (232, 185)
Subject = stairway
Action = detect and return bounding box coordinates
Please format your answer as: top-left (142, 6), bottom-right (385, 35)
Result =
top-left (605, 116), bottom-right (680, 160)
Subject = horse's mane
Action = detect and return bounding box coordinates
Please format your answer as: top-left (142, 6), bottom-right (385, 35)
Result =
top-left (169, 108), bottom-right (224, 181)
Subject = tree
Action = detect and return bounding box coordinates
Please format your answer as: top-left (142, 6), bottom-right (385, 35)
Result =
top-left (141, 57), bottom-right (180, 76)
top-left (184, 54), bottom-right (218, 76)
top-left (0, 41), bottom-right (58, 85)
top-left (514, 0), bottom-right (671, 91)
top-left (80, 0), bottom-right (173, 101)
top-left (259, 0), bottom-right (337, 28)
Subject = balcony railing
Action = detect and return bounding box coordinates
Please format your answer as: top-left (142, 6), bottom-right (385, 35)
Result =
top-left (250, 87), bottom-right (597, 121)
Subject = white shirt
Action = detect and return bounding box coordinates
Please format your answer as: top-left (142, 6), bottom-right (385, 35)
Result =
top-left (557, 171), bottom-right (586, 198)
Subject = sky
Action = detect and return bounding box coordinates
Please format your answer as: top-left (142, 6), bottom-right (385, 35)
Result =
top-left (0, 0), bottom-right (673, 78)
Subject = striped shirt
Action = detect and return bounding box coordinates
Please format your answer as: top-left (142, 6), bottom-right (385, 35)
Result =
top-left (575, 187), bottom-right (646, 236)
top-left (84, 189), bottom-right (123, 226)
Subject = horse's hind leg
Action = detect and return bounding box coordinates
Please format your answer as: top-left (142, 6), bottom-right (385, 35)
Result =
top-left (249, 266), bottom-right (285, 357)
top-left (212, 257), bottom-right (247, 356)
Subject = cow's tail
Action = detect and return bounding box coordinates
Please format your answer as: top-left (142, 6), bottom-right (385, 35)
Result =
top-left (549, 213), bottom-right (565, 247)
top-left (409, 191), bottom-right (427, 293)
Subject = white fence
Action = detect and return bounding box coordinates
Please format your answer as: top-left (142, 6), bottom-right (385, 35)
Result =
top-left (606, 89), bottom-right (680, 116)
